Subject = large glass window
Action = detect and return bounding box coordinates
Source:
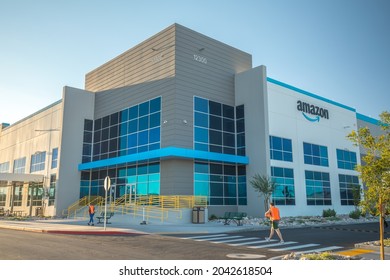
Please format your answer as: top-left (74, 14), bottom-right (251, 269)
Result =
top-left (13, 157), bottom-right (26, 174)
top-left (51, 148), bottom-right (58, 169)
top-left (194, 97), bottom-right (241, 156)
top-left (82, 119), bottom-right (93, 163)
top-left (92, 97), bottom-right (161, 161)
top-left (80, 162), bottom-right (160, 199)
top-left (0, 162), bottom-right (9, 173)
top-left (194, 161), bottom-right (246, 206)
top-left (236, 105), bottom-right (246, 156)
top-left (305, 170), bottom-right (331, 205)
top-left (27, 182), bottom-right (43, 206)
top-left (336, 149), bottom-right (357, 170)
top-left (30, 152), bottom-right (46, 173)
top-left (270, 136), bottom-right (293, 162)
top-left (271, 167), bottom-right (295, 205)
top-left (0, 182), bottom-right (6, 207)
top-left (303, 142), bottom-right (329, 167)
top-left (339, 174), bottom-right (360, 206)
top-left (48, 174), bottom-right (56, 206)
top-left (11, 183), bottom-right (23, 206)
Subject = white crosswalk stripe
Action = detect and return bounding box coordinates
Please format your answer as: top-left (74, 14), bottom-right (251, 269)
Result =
top-left (248, 241), bottom-right (297, 249)
top-left (295, 246), bottom-right (343, 254)
top-left (180, 235), bottom-right (343, 254)
top-left (211, 237), bottom-right (259, 244)
top-left (229, 239), bottom-right (273, 246)
top-left (194, 235), bottom-right (242, 241)
top-left (181, 234), bottom-right (227, 240)
top-left (269, 243), bottom-right (320, 251)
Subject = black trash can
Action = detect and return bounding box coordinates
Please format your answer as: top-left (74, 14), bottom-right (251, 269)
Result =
top-left (192, 207), bottom-right (205, 224)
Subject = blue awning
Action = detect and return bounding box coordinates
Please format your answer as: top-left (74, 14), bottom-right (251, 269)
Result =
top-left (78, 146), bottom-right (249, 171)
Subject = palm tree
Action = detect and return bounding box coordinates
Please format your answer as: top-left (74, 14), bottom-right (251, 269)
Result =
top-left (250, 173), bottom-right (276, 212)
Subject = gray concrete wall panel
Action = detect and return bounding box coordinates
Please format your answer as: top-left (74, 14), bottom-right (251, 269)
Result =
top-left (57, 86), bottom-right (95, 214)
top-left (85, 25), bottom-right (176, 92)
top-left (160, 159), bottom-right (193, 195)
top-left (235, 66), bottom-right (270, 217)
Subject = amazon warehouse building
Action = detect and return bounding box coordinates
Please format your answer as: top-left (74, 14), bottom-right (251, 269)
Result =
top-left (0, 24), bottom-right (382, 220)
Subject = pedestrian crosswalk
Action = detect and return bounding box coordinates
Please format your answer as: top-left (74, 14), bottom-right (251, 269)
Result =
top-left (180, 234), bottom-right (343, 254)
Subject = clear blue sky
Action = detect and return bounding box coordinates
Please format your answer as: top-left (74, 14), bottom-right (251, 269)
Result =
top-left (1, 0), bottom-right (389, 124)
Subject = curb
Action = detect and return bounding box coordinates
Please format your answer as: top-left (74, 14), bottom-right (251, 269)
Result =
top-left (354, 243), bottom-right (390, 254)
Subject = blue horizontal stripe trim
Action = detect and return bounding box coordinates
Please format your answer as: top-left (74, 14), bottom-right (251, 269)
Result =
top-left (78, 147), bottom-right (249, 171)
top-left (356, 113), bottom-right (380, 126)
top-left (267, 77), bottom-right (356, 112)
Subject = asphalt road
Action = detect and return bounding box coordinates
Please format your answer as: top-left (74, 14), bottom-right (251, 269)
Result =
top-left (0, 222), bottom-right (388, 260)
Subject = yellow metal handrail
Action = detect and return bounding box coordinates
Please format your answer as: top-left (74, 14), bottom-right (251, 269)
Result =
top-left (64, 195), bottom-right (207, 221)
top-left (64, 196), bottom-right (104, 218)
top-left (135, 195), bottom-right (207, 209)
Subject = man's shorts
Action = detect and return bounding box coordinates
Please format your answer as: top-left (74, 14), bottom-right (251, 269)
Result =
top-left (271, 220), bottom-right (280, 229)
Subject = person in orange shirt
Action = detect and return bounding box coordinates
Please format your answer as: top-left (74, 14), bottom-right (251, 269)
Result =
top-left (264, 202), bottom-right (284, 243)
top-left (88, 204), bottom-right (95, 226)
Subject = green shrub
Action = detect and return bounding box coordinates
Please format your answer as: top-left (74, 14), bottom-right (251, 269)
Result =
top-left (322, 209), bottom-right (336, 217)
top-left (349, 209), bottom-right (362, 219)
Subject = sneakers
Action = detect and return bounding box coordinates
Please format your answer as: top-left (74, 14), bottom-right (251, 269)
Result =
top-left (265, 237), bottom-right (270, 241)
top-left (279, 240), bottom-right (284, 244)
top-left (88, 223), bottom-right (90, 225)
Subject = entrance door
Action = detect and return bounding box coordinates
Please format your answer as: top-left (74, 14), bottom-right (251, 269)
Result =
top-left (125, 184), bottom-right (136, 205)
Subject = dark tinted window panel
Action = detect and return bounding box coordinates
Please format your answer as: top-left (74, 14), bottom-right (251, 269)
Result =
top-left (223, 147), bottom-right (236, 155)
top-left (93, 143), bottom-right (100, 155)
top-left (236, 119), bottom-right (245, 133)
top-left (210, 164), bottom-right (223, 174)
top-left (109, 125), bottom-right (118, 138)
top-left (236, 105), bottom-right (244, 119)
top-left (209, 145), bottom-right (222, 153)
top-left (109, 139), bottom-right (118, 151)
top-left (101, 128), bottom-right (109, 141)
top-left (223, 132), bottom-right (235, 147)
top-left (223, 104), bottom-right (234, 119)
top-left (209, 130), bottom-right (222, 145)
top-left (102, 116), bottom-right (109, 128)
top-left (94, 118), bottom-right (102, 130)
top-left (224, 165), bottom-right (236, 175)
top-left (223, 118), bottom-right (235, 133)
top-left (101, 141), bottom-right (109, 153)
top-left (110, 112), bottom-right (119, 125)
top-left (83, 132), bottom-right (92, 143)
top-left (84, 119), bottom-right (93, 131)
top-left (209, 115), bottom-right (222, 130)
top-left (209, 101), bottom-right (222, 116)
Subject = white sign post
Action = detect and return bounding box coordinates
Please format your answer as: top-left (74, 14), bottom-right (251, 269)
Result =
top-left (103, 176), bottom-right (111, 231)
